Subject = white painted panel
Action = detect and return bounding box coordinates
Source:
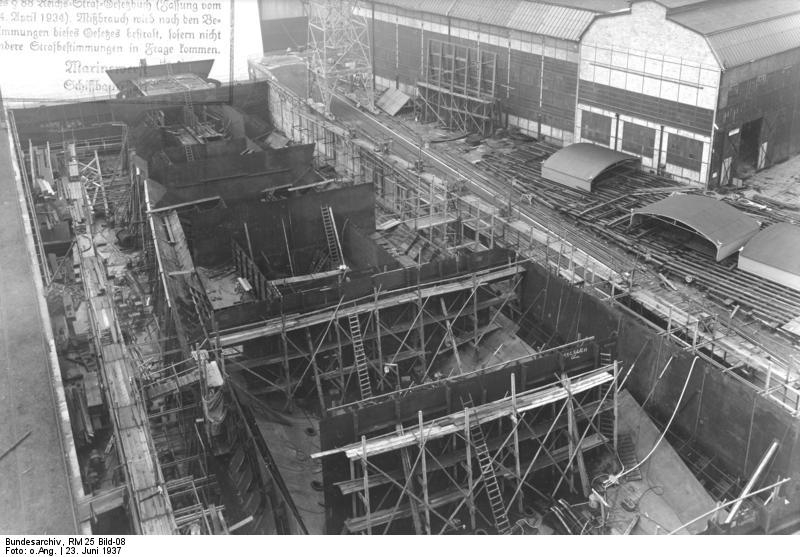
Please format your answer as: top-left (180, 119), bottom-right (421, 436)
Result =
top-left (596, 47), bottom-right (613, 65)
top-left (610, 69), bottom-right (627, 89)
top-left (678, 84), bottom-right (698, 105)
top-left (661, 81), bottom-right (679, 102)
top-left (662, 61), bottom-right (681, 81)
top-left (626, 73), bottom-right (644, 93)
top-left (699, 67), bottom-right (719, 87)
top-left (594, 66), bottom-right (611, 86)
top-left (644, 57), bottom-right (663, 77)
top-left (580, 60), bottom-right (595, 81)
top-left (680, 64), bottom-right (700, 84)
top-left (697, 86), bottom-right (717, 109)
top-left (611, 49), bottom-right (628, 68)
top-left (628, 54), bottom-right (645, 73)
top-left (642, 76), bottom-right (661, 97)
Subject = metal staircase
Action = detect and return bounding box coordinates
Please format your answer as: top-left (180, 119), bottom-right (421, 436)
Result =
top-left (616, 433), bottom-right (642, 481)
top-left (347, 313), bottom-right (373, 400)
top-left (598, 411), bottom-right (615, 442)
top-left (321, 205), bottom-right (344, 269)
top-left (463, 395), bottom-right (510, 534)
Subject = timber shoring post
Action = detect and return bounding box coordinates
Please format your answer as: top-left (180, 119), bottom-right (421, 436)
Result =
top-left (565, 374), bottom-right (575, 494)
top-left (374, 288), bottom-right (384, 384)
top-left (280, 312), bottom-right (291, 410)
top-left (417, 288), bottom-right (427, 376)
top-left (613, 361), bottom-right (619, 453)
top-left (473, 275), bottom-right (479, 347)
top-left (511, 373), bottom-right (523, 513)
top-left (419, 410), bottom-right (431, 534)
top-left (551, 370), bottom-right (616, 497)
top-left (397, 423), bottom-right (424, 535)
top-left (505, 398), bottom-right (570, 513)
top-left (362, 435), bottom-right (371, 535)
top-left (305, 329), bottom-right (327, 416)
top-left (465, 409), bottom-right (476, 530)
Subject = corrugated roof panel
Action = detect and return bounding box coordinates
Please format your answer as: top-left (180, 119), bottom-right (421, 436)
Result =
top-left (707, 12), bottom-right (800, 68)
top-left (542, 142), bottom-right (640, 192)
top-left (376, 87), bottom-right (412, 116)
top-left (656, 0), bottom-right (708, 9)
top-left (632, 194), bottom-right (760, 261)
top-left (373, 0), bottom-right (453, 16)
top-left (740, 223), bottom-right (800, 278)
top-left (541, 0), bottom-right (630, 12)
top-left (509, 2), bottom-right (596, 41)
top-left (670, 0), bottom-right (800, 34)
top-left (449, 0), bottom-right (520, 28)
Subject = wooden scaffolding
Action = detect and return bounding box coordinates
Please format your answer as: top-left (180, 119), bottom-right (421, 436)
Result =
top-left (215, 259), bottom-right (525, 412)
top-left (313, 363), bottom-right (620, 534)
top-left (417, 39), bottom-right (499, 135)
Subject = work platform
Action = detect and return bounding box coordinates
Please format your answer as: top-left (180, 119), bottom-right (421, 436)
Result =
top-left (0, 118), bottom-right (79, 533)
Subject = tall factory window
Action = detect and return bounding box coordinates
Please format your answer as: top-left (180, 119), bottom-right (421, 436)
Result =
top-left (666, 134), bottom-right (703, 172)
top-left (581, 111), bottom-right (611, 145)
top-left (621, 122), bottom-right (656, 157)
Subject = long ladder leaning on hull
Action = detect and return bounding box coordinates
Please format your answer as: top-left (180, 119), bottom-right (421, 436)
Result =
top-left (462, 394), bottom-right (510, 534)
top-left (321, 205), bottom-right (344, 270)
top-left (348, 313), bottom-right (373, 400)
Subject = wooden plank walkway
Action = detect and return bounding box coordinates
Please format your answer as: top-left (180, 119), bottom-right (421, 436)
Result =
top-left (80, 246), bottom-right (176, 534)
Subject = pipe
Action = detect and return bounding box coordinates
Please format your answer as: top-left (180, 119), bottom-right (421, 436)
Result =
top-left (667, 477), bottom-right (790, 535)
top-left (724, 440), bottom-right (779, 524)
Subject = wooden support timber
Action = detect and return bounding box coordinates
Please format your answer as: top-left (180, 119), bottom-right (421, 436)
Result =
top-left (314, 366), bottom-right (613, 461)
top-left (79, 241), bottom-right (176, 534)
top-left (318, 366), bottom-right (616, 534)
top-left (218, 263), bottom-right (522, 346)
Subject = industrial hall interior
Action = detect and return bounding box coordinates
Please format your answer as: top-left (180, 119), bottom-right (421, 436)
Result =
top-left (4, 0), bottom-right (800, 537)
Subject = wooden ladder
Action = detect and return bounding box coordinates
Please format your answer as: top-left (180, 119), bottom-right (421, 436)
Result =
top-left (463, 395), bottom-right (510, 534)
top-left (184, 144), bottom-right (195, 162)
top-left (321, 205), bottom-right (343, 269)
top-left (348, 313), bottom-right (373, 400)
top-left (309, 248), bottom-right (329, 274)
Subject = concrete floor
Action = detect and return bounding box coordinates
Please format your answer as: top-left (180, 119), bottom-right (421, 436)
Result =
top-left (0, 123), bottom-right (78, 533)
top-left (614, 390), bottom-right (717, 534)
top-left (744, 153), bottom-right (800, 211)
